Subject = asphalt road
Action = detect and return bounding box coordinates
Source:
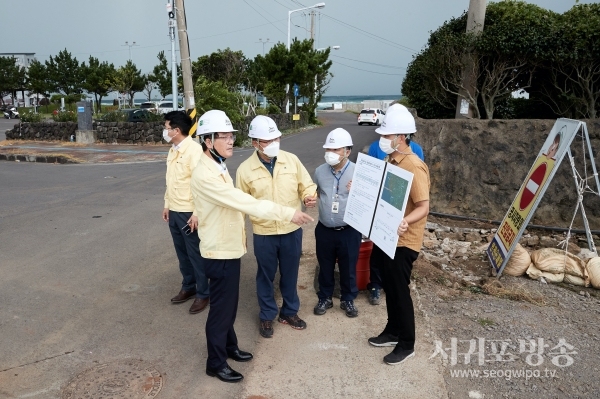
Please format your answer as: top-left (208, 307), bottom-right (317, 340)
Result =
top-left (0, 112), bottom-right (385, 398)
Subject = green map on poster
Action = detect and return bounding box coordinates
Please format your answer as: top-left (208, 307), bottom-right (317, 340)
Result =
top-left (380, 172), bottom-right (409, 212)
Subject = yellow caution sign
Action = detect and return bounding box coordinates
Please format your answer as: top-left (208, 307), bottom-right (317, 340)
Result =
top-left (186, 108), bottom-right (198, 138)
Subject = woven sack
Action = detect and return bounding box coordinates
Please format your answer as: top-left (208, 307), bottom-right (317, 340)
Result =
top-left (504, 243), bottom-right (531, 276)
top-left (563, 274), bottom-right (587, 287)
top-left (587, 257), bottom-right (600, 289)
top-left (526, 263), bottom-right (564, 283)
top-left (530, 248), bottom-right (585, 276)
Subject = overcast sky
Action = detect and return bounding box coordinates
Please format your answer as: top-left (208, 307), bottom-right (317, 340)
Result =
top-left (1, 0), bottom-right (589, 97)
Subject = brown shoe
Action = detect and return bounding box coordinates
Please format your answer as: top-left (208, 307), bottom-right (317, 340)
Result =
top-left (171, 289), bottom-right (196, 304)
top-left (189, 297), bottom-right (209, 314)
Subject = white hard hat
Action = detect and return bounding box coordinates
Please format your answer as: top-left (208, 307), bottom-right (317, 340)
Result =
top-left (323, 128), bottom-right (353, 149)
top-left (375, 104), bottom-right (416, 135)
top-left (248, 115), bottom-right (282, 140)
top-left (197, 109), bottom-right (238, 136)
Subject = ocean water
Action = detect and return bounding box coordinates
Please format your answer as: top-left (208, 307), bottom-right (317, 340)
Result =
top-left (100, 95), bottom-right (401, 109)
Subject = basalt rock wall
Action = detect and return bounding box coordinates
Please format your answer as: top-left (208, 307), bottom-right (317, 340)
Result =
top-left (4, 112), bottom-right (309, 144)
top-left (416, 118), bottom-right (600, 229)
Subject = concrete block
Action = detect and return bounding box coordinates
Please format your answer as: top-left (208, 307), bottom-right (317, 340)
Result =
top-left (76, 130), bottom-right (97, 144)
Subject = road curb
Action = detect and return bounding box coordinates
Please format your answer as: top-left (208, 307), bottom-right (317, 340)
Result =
top-left (0, 153), bottom-right (78, 164)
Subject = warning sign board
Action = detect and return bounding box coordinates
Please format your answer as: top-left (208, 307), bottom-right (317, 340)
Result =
top-left (487, 119), bottom-right (583, 275)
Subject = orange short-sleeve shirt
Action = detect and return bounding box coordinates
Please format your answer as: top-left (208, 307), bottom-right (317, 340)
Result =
top-left (387, 150), bottom-right (430, 252)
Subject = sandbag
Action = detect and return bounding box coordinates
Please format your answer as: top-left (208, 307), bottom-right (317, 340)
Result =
top-left (526, 263), bottom-right (564, 283)
top-left (563, 274), bottom-right (587, 287)
top-left (504, 243), bottom-right (531, 277)
top-left (530, 248), bottom-right (585, 277)
top-left (587, 257), bottom-right (600, 289)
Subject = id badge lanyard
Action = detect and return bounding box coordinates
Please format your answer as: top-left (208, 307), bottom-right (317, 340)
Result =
top-left (330, 162), bottom-right (349, 214)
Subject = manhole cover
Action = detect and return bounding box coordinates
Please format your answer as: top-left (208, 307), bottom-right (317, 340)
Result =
top-left (62, 359), bottom-right (163, 399)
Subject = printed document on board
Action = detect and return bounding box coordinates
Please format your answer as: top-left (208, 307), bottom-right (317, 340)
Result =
top-left (344, 153), bottom-right (414, 259)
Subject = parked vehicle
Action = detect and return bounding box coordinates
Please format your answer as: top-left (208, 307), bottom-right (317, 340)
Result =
top-left (156, 101), bottom-right (183, 115)
top-left (357, 108), bottom-right (385, 126)
top-left (140, 102), bottom-right (158, 113)
top-left (100, 109), bottom-right (160, 122)
top-left (3, 107), bottom-right (19, 119)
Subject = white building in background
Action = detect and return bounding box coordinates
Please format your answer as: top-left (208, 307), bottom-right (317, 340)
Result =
top-left (0, 52), bottom-right (36, 69)
top-left (0, 53), bottom-right (43, 106)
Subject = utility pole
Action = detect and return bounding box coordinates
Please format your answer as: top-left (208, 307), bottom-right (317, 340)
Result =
top-left (455, 0), bottom-right (487, 119)
top-left (174, 0), bottom-right (198, 137)
top-left (167, 1), bottom-right (178, 111)
top-left (310, 11), bottom-right (315, 43)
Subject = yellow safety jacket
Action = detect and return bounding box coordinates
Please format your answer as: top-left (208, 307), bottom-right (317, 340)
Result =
top-left (191, 152), bottom-right (296, 259)
top-left (236, 150), bottom-right (317, 235)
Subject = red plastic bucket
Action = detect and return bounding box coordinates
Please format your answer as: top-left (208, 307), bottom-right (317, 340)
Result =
top-left (356, 239), bottom-right (373, 290)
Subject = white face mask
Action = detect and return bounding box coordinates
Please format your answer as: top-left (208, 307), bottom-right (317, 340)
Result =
top-left (324, 151), bottom-right (342, 166)
top-left (379, 137), bottom-right (397, 154)
top-left (260, 141), bottom-right (280, 158)
top-left (163, 129), bottom-right (172, 143)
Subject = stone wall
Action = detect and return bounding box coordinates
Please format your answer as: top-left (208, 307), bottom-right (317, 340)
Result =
top-left (6, 122), bottom-right (78, 141)
top-left (416, 118), bottom-right (600, 228)
top-left (4, 112), bottom-right (309, 144)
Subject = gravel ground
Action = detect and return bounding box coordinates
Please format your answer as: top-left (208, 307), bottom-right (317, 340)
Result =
top-left (412, 217), bottom-right (600, 399)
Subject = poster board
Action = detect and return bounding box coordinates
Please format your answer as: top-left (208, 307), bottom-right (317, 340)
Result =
top-left (344, 153), bottom-right (414, 258)
top-left (486, 118), bottom-right (582, 275)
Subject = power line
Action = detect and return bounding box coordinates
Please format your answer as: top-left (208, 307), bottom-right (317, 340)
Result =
top-left (331, 55), bottom-right (405, 70)
top-left (243, 0), bottom-right (286, 35)
top-left (320, 14), bottom-right (418, 53)
top-left (333, 61), bottom-right (404, 76)
top-left (35, 21), bottom-right (284, 59)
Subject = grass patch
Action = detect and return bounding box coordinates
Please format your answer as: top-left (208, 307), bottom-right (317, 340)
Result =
top-left (481, 280), bottom-right (546, 306)
top-left (477, 318), bottom-right (495, 327)
top-left (469, 285), bottom-right (484, 294)
top-left (434, 275), bottom-right (449, 286)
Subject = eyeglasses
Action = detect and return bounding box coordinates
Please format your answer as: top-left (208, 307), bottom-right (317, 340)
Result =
top-left (215, 134), bottom-right (236, 142)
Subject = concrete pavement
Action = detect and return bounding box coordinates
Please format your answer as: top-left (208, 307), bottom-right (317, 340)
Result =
top-left (0, 112), bottom-right (448, 398)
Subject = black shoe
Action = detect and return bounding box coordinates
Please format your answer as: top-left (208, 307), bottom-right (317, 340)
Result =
top-left (314, 297), bottom-right (333, 315)
top-left (259, 319), bottom-right (274, 338)
top-left (384, 349), bottom-right (415, 365)
top-left (340, 300), bottom-right (358, 317)
top-left (368, 332), bottom-right (399, 347)
top-left (206, 365), bottom-right (244, 383)
top-left (227, 349), bottom-right (253, 362)
top-left (278, 313), bottom-right (307, 330)
top-left (369, 288), bottom-right (381, 305)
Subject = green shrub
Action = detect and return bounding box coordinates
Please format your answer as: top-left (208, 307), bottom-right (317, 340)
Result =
top-left (20, 111), bottom-right (44, 123)
top-left (100, 111), bottom-right (128, 122)
top-left (52, 110), bottom-right (77, 122)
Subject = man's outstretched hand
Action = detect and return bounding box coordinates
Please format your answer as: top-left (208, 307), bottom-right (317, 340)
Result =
top-left (291, 210), bottom-right (314, 226)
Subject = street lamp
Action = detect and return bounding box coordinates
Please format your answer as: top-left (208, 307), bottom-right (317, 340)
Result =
top-left (286, 2), bottom-right (325, 114)
top-left (314, 46), bottom-right (340, 117)
top-left (122, 41), bottom-right (139, 61)
top-left (257, 38), bottom-right (271, 55)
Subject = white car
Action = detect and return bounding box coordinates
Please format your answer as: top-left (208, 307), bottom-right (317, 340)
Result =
top-left (357, 108), bottom-right (385, 126)
top-left (156, 101), bottom-right (182, 115)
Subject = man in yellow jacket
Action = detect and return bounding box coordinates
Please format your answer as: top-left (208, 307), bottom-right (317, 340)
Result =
top-left (162, 111), bottom-right (209, 314)
top-left (191, 110), bottom-right (313, 383)
top-left (236, 116), bottom-right (317, 339)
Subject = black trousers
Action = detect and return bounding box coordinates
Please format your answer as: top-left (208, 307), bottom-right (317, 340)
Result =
top-left (375, 245), bottom-right (419, 351)
top-left (368, 245), bottom-right (384, 290)
top-left (315, 222), bottom-right (361, 301)
top-left (202, 257), bottom-right (240, 370)
top-left (168, 211), bottom-right (209, 298)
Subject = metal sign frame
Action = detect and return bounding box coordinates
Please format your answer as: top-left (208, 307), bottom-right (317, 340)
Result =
top-left (486, 118), bottom-right (599, 276)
